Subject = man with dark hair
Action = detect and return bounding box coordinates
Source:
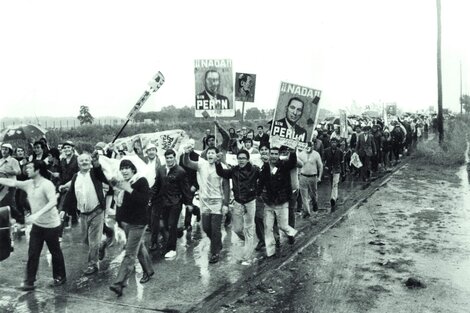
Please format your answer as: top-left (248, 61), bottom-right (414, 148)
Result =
top-left (216, 149), bottom-right (260, 265)
top-left (356, 126), bottom-right (377, 182)
top-left (324, 137), bottom-right (344, 212)
top-left (150, 149), bottom-right (192, 259)
top-left (202, 129), bottom-right (211, 150)
top-left (254, 125), bottom-right (270, 147)
top-left (298, 141), bottom-right (323, 218)
top-left (257, 146), bottom-right (299, 257)
top-left (0, 160), bottom-right (66, 291)
top-left (196, 70), bottom-right (230, 112)
top-left (272, 97), bottom-right (308, 143)
top-left (183, 146), bottom-right (230, 264)
top-left (57, 141), bottom-right (79, 227)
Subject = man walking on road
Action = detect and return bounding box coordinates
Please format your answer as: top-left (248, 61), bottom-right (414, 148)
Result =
top-left (324, 137), bottom-right (344, 212)
top-left (63, 152), bottom-right (108, 275)
top-left (216, 149), bottom-right (260, 265)
top-left (257, 146), bottom-right (299, 258)
top-left (297, 141), bottom-right (323, 218)
top-left (0, 160), bottom-right (66, 291)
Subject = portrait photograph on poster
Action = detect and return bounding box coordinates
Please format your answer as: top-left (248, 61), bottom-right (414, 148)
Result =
top-left (235, 72), bottom-right (256, 103)
top-left (270, 82), bottom-right (321, 149)
top-left (194, 59), bottom-right (234, 118)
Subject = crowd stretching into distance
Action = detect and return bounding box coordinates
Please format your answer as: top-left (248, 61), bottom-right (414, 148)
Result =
top-left (0, 112), bottom-right (437, 297)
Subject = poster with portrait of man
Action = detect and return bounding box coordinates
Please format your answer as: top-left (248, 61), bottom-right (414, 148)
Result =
top-left (270, 82), bottom-right (322, 149)
top-left (194, 59), bottom-right (234, 118)
top-left (235, 72), bottom-right (256, 103)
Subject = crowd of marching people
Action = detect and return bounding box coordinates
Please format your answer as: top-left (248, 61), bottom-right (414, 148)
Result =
top-left (0, 112), bottom-right (435, 296)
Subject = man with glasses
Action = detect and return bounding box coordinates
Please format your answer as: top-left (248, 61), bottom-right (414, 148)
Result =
top-left (215, 149), bottom-right (260, 265)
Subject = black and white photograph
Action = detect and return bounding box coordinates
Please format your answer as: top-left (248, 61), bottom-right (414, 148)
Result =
top-left (1, 0), bottom-right (470, 312)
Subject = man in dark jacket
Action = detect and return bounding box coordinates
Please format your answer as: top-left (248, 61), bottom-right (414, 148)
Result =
top-left (216, 149), bottom-right (260, 264)
top-left (58, 141), bottom-right (79, 227)
top-left (257, 146), bottom-right (298, 257)
top-left (62, 152), bottom-right (108, 275)
top-left (150, 149), bottom-right (192, 259)
top-left (324, 138), bottom-right (344, 212)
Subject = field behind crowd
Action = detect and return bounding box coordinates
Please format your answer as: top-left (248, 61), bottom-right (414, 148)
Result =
top-left (41, 119), bottom-right (268, 153)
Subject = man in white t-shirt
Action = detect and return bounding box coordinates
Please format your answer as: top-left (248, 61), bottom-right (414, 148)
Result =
top-left (0, 160), bottom-right (66, 291)
top-left (182, 146), bottom-right (230, 264)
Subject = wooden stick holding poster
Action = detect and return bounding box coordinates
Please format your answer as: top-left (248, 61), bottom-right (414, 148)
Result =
top-left (112, 72), bottom-right (165, 143)
top-left (270, 82), bottom-right (321, 149)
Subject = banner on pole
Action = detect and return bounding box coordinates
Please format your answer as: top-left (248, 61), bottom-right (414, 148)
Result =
top-left (270, 82), bottom-right (321, 149)
top-left (235, 73), bottom-right (256, 103)
top-left (339, 109), bottom-right (348, 138)
top-left (194, 59), bottom-right (234, 118)
top-left (127, 72), bottom-right (165, 120)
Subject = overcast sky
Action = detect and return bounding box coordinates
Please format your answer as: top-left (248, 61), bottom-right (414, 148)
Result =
top-left (1, 0), bottom-right (469, 118)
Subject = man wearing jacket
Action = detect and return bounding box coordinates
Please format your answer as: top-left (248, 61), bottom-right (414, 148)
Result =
top-left (324, 138), bottom-right (344, 212)
top-left (62, 152), bottom-right (108, 275)
top-left (215, 149), bottom-right (260, 265)
top-left (356, 126), bottom-right (376, 182)
top-left (150, 149), bottom-right (192, 259)
top-left (257, 146), bottom-right (298, 258)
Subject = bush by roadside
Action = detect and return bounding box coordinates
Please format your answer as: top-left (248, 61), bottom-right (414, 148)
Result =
top-left (415, 116), bottom-right (469, 166)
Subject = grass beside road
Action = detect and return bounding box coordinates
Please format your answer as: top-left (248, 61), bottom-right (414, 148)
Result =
top-left (415, 116), bottom-right (470, 166)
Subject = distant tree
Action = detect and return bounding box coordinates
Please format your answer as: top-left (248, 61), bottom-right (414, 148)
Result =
top-left (77, 105), bottom-right (94, 125)
top-left (461, 94), bottom-right (470, 113)
top-left (245, 107), bottom-right (262, 120)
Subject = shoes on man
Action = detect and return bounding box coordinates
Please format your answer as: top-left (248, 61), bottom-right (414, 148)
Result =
top-left (149, 243), bottom-right (159, 251)
top-left (50, 277), bottom-right (67, 287)
top-left (109, 284), bottom-right (123, 297)
top-left (139, 271), bottom-right (154, 284)
top-left (17, 284), bottom-right (35, 291)
top-left (302, 212), bottom-right (311, 219)
top-left (288, 235), bottom-right (295, 245)
top-left (209, 253), bottom-right (219, 264)
top-left (330, 199), bottom-right (336, 212)
top-left (83, 265), bottom-right (98, 275)
top-left (255, 241), bottom-right (265, 252)
top-left (165, 250), bottom-right (176, 258)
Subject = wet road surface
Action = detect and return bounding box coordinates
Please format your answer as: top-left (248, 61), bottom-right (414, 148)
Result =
top-left (225, 159), bottom-right (470, 313)
top-left (0, 163), bottom-right (398, 313)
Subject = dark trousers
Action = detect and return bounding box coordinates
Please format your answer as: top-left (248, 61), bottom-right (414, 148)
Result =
top-left (26, 225), bottom-right (66, 285)
top-left (288, 190), bottom-right (298, 228)
top-left (161, 205), bottom-right (182, 252)
top-left (359, 154), bottom-right (371, 181)
top-left (201, 213), bottom-right (222, 254)
top-left (0, 188), bottom-right (22, 224)
top-left (184, 205), bottom-right (200, 228)
top-left (392, 143), bottom-right (401, 161)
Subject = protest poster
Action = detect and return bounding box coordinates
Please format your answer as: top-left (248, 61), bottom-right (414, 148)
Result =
top-left (235, 73), bottom-right (256, 103)
top-left (270, 82), bottom-right (321, 149)
top-left (194, 59), bottom-right (234, 118)
top-left (386, 103), bottom-right (397, 116)
top-left (339, 109), bottom-right (348, 138)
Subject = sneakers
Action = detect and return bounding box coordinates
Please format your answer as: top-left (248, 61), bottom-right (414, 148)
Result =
top-left (50, 277), bottom-right (66, 287)
top-left (83, 265), bottom-right (98, 275)
top-left (209, 253), bottom-right (219, 264)
top-left (164, 250), bottom-right (176, 258)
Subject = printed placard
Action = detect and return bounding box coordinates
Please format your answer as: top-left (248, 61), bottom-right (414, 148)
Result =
top-left (235, 72), bottom-right (256, 103)
top-left (194, 59), bottom-right (234, 117)
top-left (270, 82), bottom-right (321, 149)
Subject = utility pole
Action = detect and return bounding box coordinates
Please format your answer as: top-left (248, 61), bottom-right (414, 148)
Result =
top-left (436, 0), bottom-right (444, 143)
top-left (460, 60), bottom-right (463, 114)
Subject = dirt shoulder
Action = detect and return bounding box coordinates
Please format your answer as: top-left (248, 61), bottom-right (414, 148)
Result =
top-left (222, 158), bottom-right (470, 313)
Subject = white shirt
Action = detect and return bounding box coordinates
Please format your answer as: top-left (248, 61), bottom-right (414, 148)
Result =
top-left (75, 171), bottom-right (99, 213)
top-left (196, 158), bottom-right (225, 214)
